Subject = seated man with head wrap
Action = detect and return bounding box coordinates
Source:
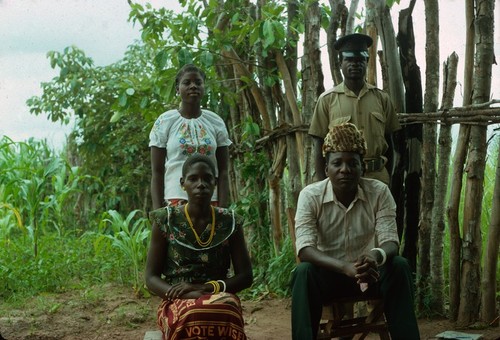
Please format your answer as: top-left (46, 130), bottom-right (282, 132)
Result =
top-left (291, 123), bottom-right (420, 340)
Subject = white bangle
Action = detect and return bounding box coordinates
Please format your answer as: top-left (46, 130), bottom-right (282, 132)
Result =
top-left (371, 248), bottom-right (387, 266)
top-left (217, 280), bottom-right (226, 293)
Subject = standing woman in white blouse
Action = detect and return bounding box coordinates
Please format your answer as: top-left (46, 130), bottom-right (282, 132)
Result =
top-left (149, 64), bottom-right (231, 209)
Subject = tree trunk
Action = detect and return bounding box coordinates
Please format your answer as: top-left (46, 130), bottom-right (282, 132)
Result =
top-left (376, 51), bottom-right (388, 91)
top-left (346, 0), bottom-right (359, 34)
top-left (458, 125), bottom-right (486, 326)
top-left (256, 0), bottom-right (278, 130)
top-left (367, 2), bottom-right (407, 252)
top-left (215, 8), bottom-right (271, 132)
top-left (481, 144), bottom-right (500, 325)
top-left (215, 64), bottom-right (241, 202)
top-left (458, 0), bottom-right (495, 326)
top-left (255, 0), bottom-right (282, 251)
top-left (326, 0), bottom-right (347, 86)
top-left (221, 46), bottom-right (271, 132)
top-left (447, 0), bottom-right (475, 320)
top-left (285, 0), bottom-right (302, 208)
top-left (276, 51), bottom-right (304, 172)
top-left (364, 0), bottom-right (378, 87)
top-left (430, 53), bottom-right (458, 315)
top-left (302, 0), bottom-right (325, 184)
top-left (365, 23), bottom-right (378, 87)
top-left (397, 0), bottom-right (422, 272)
top-left (268, 140), bottom-right (286, 251)
top-left (417, 0), bottom-right (439, 315)
top-left (366, 0), bottom-right (406, 113)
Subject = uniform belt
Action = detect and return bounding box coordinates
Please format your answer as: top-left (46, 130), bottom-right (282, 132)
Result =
top-left (364, 158), bottom-right (385, 172)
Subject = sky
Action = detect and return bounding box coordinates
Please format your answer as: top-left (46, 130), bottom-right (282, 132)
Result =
top-left (0, 0), bottom-right (498, 149)
top-left (0, 0), bottom-right (180, 148)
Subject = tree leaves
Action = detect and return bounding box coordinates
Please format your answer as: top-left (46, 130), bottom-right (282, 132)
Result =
top-left (199, 51), bottom-right (214, 68)
top-left (177, 48), bottom-right (193, 66)
top-left (118, 92), bottom-right (128, 107)
top-left (262, 21), bottom-right (276, 48)
top-left (154, 49), bottom-right (169, 69)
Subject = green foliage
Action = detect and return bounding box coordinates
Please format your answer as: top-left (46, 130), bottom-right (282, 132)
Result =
top-left (0, 203), bottom-right (23, 235)
top-left (0, 212), bottom-right (146, 301)
top-left (386, 0), bottom-right (401, 7)
top-left (234, 116), bottom-right (269, 255)
top-left (30, 47), bottom-right (93, 124)
top-left (0, 137), bottom-right (84, 256)
top-left (97, 210), bottom-right (151, 295)
top-left (234, 147), bottom-right (271, 264)
top-left (0, 138), bottom-right (141, 300)
top-left (232, 116), bottom-right (294, 298)
top-left (246, 236), bottom-right (296, 298)
top-left (27, 44), bottom-right (155, 216)
top-left (0, 231), bottom-right (129, 300)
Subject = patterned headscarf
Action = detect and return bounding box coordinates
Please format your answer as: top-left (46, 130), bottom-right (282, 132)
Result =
top-left (322, 123), bottom-right (367, 157)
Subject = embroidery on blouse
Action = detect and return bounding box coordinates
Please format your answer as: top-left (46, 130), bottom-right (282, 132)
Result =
top-left (178, 121), bottom-right (214, 156)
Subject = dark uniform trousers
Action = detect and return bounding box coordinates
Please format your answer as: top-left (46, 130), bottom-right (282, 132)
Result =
top-left (291, 256), bottom-right (420, 340)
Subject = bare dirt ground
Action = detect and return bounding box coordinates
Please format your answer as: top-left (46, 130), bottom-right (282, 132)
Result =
top-left (0, 284), bottom-right (498, 340)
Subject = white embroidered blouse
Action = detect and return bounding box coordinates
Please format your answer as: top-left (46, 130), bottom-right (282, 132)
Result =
top-left (149, 109), bottom-right (232, 201)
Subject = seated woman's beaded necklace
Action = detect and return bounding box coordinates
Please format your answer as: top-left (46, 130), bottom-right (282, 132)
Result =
top-left (184, 203), bottom-right (215, 247)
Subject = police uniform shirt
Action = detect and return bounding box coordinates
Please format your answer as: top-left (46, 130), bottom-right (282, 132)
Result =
top-left (308, 82), bottom-right (401, 183)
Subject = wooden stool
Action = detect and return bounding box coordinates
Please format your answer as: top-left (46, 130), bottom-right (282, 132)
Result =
top-left (317, 297), bottom-right (390, 340)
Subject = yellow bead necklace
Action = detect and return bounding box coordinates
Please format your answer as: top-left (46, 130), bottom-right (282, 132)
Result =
top-left (184, 203), bottom-right (215, 247)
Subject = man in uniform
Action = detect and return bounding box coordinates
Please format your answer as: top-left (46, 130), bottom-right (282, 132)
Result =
top-left (309, 33), bottom-right (401, 185)
top-left (291, 123), bottom-right (419, 340)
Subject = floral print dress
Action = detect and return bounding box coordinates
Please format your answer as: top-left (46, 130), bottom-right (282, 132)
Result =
top-left (149, 205), bottom-right (240, 284)
top-left (149, 205), bottom-right (248, 340)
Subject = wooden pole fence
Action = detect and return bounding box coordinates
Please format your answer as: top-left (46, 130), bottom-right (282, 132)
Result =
top-left (236, 104), bottom-right (500, 151)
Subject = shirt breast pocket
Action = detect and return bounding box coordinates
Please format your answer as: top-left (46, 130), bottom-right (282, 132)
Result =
top-left (368, 112), bottom-right (386, 142)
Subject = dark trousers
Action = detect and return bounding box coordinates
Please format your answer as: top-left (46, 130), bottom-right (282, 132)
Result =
top-left (291, 256), bottom-right (420, 340)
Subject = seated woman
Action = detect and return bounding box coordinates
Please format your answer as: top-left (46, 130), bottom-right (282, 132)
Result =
top-left (145, 154), bottom-right (253, 340)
